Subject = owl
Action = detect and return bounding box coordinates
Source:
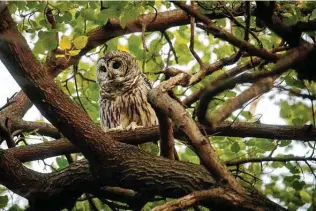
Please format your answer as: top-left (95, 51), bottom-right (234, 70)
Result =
top-left (96, 51), bottom-right (158, 150)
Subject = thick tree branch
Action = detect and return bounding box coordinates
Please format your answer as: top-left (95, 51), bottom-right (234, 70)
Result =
top-left (8, 122), bottom-right (316, 163)
top-left (0, 91), bottom-right (32, 119)
top-left (149, 73), bottom-right (242, 191)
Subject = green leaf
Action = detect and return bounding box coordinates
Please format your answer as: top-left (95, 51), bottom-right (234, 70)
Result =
top-left (311, 8), bottom-right (316, 20)
top-left (81, 8), bottom-right (96, 21)
top-left (300, 190), bottom-right (312, 203)
top-left (7, 3), bottom-right (17, 13)
top-left (63, 11), bottom-right (73, 23)
top-left (56, 157), bottom-right (69, 169)
top-left (74, 36), bottom-right (88, 50)
top-left (39, 31), bottom-right (58, 51)
top-left (292, 118), bottom-right (304, 126)
top-left (226, 91), bottom-right (236, 98)
top-left (128, 34), bottom-right (142, 55)
top-left (0, 195), bottom-right (8, 208)
top-left (279, 140), bottom-right (291, 147)
top-left (292, 180), bottom-right (305, 191)
top-left (231, 142), bottom-right (240, 153)
top-left (241, 111), bottom-right (252, 120)
top-left (68, 50), bottom-right (81, 56)
top-left (119, 4), bottom-right (142, 28)
top-left (271, 162), bottom-right (283, 168)
top-left (8, 205), bottom-right (23, 211)
top-left (216, 18), bottom-right (226, 27)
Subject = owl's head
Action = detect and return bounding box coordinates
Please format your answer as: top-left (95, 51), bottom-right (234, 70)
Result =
top-left (96, 51), bottom-right (140, 95)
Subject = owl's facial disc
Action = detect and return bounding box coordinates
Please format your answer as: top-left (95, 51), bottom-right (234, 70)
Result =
top-left (97, 51), bottom-right (140, 95)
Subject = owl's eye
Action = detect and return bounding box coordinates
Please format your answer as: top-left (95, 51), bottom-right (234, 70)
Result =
top-left (99, 66), bottom-right (107, 72)
top-left (112, 61), bottom-right (121, 69)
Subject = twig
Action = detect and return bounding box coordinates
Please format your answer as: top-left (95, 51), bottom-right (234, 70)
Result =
top-left (162, 31), bottom-right (178, 64)
top-left (141, 23), bottom-right (149, 52)
top-left (152, 187), bottom-right (242, 211)
top-left (45, 7), bottom-right (58, 52)
top-left (73, 64), bottom-right (87, 112)
top-left (189, 16), bottom-right (203, 66)
top-left (226, 156), bottom-right (316, 166)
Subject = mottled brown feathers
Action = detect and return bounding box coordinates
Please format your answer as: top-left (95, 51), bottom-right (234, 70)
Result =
top-left (96, 51), bottom-right (158, 131)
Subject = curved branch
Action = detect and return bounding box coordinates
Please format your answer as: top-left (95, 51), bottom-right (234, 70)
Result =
top-left (226, 156), bottom-right (316, 166)
top-left (208, 76), bottom-right (276, 127)
top-left (47, 6), bottom-right (246, 76)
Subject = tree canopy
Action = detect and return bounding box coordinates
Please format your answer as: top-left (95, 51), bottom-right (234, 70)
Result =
top-left (0, 1), bottom-right (316, 210)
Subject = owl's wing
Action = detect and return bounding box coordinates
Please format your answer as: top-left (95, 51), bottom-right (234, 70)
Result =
top-left (141, 73), bottom-right (153, 89)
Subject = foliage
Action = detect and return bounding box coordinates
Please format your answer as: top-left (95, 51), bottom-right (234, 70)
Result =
top-left (1, 1), bottom-right (316, 211)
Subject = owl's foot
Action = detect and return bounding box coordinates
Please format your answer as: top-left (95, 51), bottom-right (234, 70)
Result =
top-left (126, 122), bottom-right (143, 131)
top-left (107, 125), bottom-right (124, 131)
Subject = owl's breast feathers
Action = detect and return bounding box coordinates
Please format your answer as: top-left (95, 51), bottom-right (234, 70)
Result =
top-left (99, 75), bottom-right (158, 131)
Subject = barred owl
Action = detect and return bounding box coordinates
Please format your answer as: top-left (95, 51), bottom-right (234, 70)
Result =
top-left (96, 51), bottom-right (158, 142)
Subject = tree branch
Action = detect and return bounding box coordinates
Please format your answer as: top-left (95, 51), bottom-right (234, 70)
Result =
top-left (148, 73), bottom-right (242, 191)
top-left (208, 76), bottom-right (276, 127)
top-left (172, 1), bottom-right (278, 62)
top-left (47, 6), bottom-right (245, 76)
top-left (8, 122), bottom-right (316, 163)
top-left (182, 57), bottom-right (262, 107)
top-left (226, 156), bottom-right (316, 166)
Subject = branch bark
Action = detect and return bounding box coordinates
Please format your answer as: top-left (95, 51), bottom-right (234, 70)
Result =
top-left (8, 122), bottom-right (316, 163)
top-left (148, 73), bottom-right (242, 191)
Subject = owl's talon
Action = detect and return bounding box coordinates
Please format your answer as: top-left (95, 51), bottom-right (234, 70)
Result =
top-left (107, 125), bottom-right (124, 131)
top-left (126, 122), bottom-right (143, 131)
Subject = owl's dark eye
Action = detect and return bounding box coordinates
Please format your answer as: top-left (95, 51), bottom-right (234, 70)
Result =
top-left (112, 61), bottom-right (121, 69)
top-left (99, 66), bottom-right (107, 72)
